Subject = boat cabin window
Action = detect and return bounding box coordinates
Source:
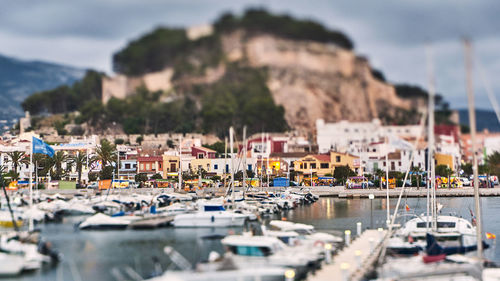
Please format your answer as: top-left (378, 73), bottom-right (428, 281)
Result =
top-left (294, 229), bottom-right (312, 235)
top-left (227, 245), bottom-right (272, 257)
top-left (416, 222), bottom-right (456, 228)
top-left (204, 205), bottom-right (225, 212)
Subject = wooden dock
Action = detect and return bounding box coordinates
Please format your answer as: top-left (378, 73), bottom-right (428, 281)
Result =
top-left (128, 215), bottom-right (174, 229)
top-left (309, 229), bottom-right (388, 281)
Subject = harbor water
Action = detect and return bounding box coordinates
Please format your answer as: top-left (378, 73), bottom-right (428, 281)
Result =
top-left (12, 196), bottom-right (500, 281)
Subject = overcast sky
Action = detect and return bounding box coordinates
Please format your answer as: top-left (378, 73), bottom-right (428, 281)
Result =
top-left (1, 0), bottom-right (499, 109)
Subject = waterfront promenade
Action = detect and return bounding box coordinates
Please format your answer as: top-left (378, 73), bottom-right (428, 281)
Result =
top-left (24, 186), bottom-right (500, 198)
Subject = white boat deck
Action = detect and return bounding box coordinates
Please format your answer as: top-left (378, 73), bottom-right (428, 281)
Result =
top-left (309, 229), bottom-right (388, 281)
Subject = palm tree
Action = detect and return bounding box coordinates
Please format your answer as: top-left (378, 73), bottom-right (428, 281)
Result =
top-left (71, 152), bottom-right (87, 185)
top-left (50, 151), bottom-right (68, 180)
top-left (7, 151), bottom-right (29, 180)
top-left (92, 139), bottom-right (117, 168)
top-left (91, 139), bottom-right (117, 181)
top-left (374, 168), bottom-right (385, 189)
top-left (411, 166), bottom-right (423, 190)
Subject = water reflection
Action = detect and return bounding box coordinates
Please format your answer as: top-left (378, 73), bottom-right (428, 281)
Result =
top-left (283, 197), bottom-right (500, 262)
top-left (13, 197), bottom-right (500, 280)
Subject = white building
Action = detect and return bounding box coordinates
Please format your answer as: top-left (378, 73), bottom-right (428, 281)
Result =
top-left (316, 119), bottom-right (423, 154)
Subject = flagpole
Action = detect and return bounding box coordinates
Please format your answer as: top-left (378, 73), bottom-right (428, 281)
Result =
top-left (29, 137), bottom-right (34, 232)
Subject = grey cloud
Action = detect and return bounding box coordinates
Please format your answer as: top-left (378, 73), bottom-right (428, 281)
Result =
top-left (1, 0), bottom-right (499, 109)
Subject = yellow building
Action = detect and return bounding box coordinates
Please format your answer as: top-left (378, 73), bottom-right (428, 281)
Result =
top-left (293, 151), bottom-right (360, 177)
top-left (435, 153), bottom-right (454, 171)
top-left (190, 158), bottom-right (212, 173)
top-left (162, 155), bottom-right (180, 178)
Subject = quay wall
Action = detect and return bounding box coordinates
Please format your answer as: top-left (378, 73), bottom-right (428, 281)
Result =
top-left (13, 186), bottom-right (500, 198)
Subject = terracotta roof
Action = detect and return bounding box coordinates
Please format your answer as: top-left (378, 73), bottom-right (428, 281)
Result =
top-left (312, 154), bottom-right (330, 162)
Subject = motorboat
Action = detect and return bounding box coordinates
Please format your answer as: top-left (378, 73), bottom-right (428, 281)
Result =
top-left (0, 252), bottom-right (25, 276)
top-left (173, 201), bottom-right (246, 227)
top-left (78, 213), bottom-right (138, 230)
top-left (269, 220), bottom-right (343, 243)
top-left (144, 246), bottom-right (289, 281)
top-left (220, 234), bottom-right (320, 277)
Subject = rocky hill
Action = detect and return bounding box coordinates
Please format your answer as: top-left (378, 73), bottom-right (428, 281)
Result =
top-left (22, 9), bottom-right (425, 137)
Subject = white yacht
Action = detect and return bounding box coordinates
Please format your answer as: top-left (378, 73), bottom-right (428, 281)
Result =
top-left (386, 215), bottom-right (479, 256)
top-left (220, 234), bottom-right (319, 277)
top-left (173, 201), bottom-right (246, 227)
top-left (78, 213), bottom-right (139, 230)
top-left (269, 220), bottom-right (343, 243)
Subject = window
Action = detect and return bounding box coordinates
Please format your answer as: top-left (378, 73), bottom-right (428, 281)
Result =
top-left (383, 161), bottom-right (386, 167)
top-left (146, 163), bottom-right (151, 170)
top-left (248, 164), bottom-right (252, 171)
top-left (304, 163), bottom-right (308, 169)
top-left (320, 163), bottom-right (329, 169)
top-left (225, 164), bottom-right (229, 173)
top-left (198, 153), bottom-right (204, 159)
top-left (336, 156), bottom-right (341, 162)
top-left (214, 164), bottom-right (218, 170)
top-left (140, 163), bottom-right (145, 170)
top-left (300, 163), bottom-right (304, 169)
top-left (310, 163), bottom-right (316, 169)
top-left (125, 163), bottom-right (131, 169)
top-left (228, 246), bottom-right (271, 257)
top-left (159, 163), bottom-right (162, 169)
top-left (417, 222), bottom-right (455, 228)
top-left (398, 161), bottom-right (401, 166)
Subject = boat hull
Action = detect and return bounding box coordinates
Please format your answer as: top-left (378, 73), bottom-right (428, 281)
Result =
top-left (173, 212), bottom-right (246, 227)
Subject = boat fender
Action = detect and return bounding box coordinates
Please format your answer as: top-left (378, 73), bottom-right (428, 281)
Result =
top-left (408, 235), bottom-right (414, 244)
top-left (314, 240), bottom-right (325, 248)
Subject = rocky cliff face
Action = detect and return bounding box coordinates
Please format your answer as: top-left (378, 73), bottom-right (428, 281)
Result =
top-left (103, 29), bottom-right (417, 135)
top-left (221, 32), bottom-right (413, 134)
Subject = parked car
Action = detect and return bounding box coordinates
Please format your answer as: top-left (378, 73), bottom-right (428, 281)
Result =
top-left (460, 177), bottom-right (471, 186)
top-left (87, 182), bottom-right (98, 189)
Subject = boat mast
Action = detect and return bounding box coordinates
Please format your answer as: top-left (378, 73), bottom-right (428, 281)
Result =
top-left (178, 135), bottom-right (182, 191)
top-left (427, 45), bottom-right (438, 231)
top-left (464, 39), bottom-right (483, 257)
top-left (385, 135), bottom-right (390, 226)
top-left (224, 137), bottom-right (227, 190)
top-left (242, 126), bottom-right (247, 194)
top-left (266, 133), bottom-right (270, 189)
top-left (230, 127), bottom-right (235, 208)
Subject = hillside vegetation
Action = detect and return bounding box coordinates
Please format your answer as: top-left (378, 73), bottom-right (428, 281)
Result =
top-left (112, 9), bottom-right (353, 77)
top-left (21, 8), bottom-right (444, 137)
